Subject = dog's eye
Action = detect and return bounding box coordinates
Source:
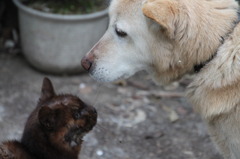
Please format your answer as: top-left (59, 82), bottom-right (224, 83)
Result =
top-left (115, 27), bottom-right (127, 37)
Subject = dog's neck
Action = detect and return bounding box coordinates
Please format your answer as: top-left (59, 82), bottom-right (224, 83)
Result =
top-left (151, 0), bottom-right (239, 84)
top-left (187, 11), bottom-right (240, 119)
top-left (193, 11), bottom-right (240, 73)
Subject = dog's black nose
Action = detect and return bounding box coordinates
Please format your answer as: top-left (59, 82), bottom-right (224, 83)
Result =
top-left (81, 56), bottom-right (93, 71)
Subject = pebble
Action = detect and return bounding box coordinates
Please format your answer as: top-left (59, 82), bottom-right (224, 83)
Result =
top-left (96, 150), bottom-right (104, 156)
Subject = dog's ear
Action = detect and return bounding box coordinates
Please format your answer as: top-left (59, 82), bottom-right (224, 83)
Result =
top-left (142, 0), bottom-right (179, 38)
top-left (39, 77), bottom-right (55, 103)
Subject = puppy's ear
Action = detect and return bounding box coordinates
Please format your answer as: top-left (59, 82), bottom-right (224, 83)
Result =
top-left (39, 77), bottom-right (55, 102)
top-left (38, 106), bottom-right (56, 130)
top-left (142, 0), bottom-right (179, 38)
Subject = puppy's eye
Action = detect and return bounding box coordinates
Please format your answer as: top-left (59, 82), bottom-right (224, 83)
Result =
top-left (115, 27), bottom-right (127, 37)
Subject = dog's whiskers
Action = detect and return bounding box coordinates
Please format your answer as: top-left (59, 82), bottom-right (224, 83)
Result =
top-left (92, 83), bottom-right (102, 108)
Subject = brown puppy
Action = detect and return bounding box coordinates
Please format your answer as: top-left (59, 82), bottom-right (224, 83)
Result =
top-left (0, 78), bottom-right (97, 159)
top-left (81, 0), bottom-right (240, 158)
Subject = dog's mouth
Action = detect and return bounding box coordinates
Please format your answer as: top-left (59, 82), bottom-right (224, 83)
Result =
top-left (89, 66), bottom-right (133, 83)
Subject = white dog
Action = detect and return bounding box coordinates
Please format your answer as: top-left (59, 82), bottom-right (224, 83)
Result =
top-left (81, 0), bottom-right (240, 158)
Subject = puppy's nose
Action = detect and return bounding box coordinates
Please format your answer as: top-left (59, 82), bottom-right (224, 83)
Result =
top-left (81, 56), bottom-right (93, 71)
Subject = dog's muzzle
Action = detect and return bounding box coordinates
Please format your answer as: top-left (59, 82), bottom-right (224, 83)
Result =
top-left (81, 56), bottom-right (93, 71)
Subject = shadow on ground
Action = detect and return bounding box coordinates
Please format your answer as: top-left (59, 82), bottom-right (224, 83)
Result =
top-left (0, 54), bottom-right (222, 159)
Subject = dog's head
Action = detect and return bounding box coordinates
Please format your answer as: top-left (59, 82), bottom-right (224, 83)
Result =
top-left (81, 0), bottom-right (238, 84)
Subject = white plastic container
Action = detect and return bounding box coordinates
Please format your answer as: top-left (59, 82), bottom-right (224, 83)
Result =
top-left (13, 0), bottom-right (108, 74)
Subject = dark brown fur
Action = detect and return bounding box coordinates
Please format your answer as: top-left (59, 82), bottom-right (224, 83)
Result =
top-left (0, 78), bottom-right (97, 159)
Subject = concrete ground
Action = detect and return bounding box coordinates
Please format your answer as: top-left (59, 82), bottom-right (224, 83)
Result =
top-left (0, 53), bottom-right (222, 159)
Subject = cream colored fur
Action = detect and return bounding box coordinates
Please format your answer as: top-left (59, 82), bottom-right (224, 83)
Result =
top-left (82, 0), bottom-right (240, 158)
top-left (188, 23), bottom-right (240, 159)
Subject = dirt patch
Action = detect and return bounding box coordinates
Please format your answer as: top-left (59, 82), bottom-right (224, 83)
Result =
top-left (22, 0), bottom-right (109, 14)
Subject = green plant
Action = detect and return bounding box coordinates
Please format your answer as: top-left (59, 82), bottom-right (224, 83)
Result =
top-left (22, 0), bottom-right (108, 14)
